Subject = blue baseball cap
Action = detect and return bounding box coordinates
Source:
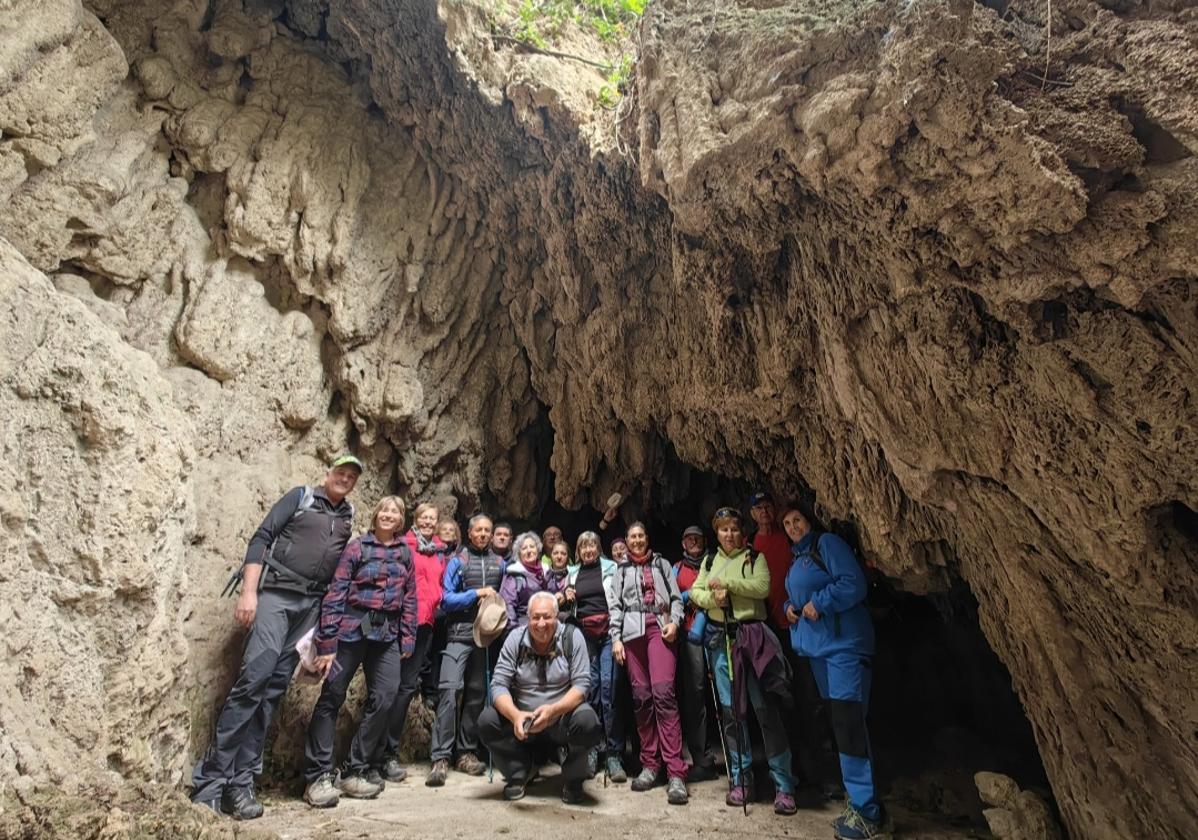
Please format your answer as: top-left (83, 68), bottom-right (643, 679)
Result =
top-left (747, 491), bottom-right (773, 507)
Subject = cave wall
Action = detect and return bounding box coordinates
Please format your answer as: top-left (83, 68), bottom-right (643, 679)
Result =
top-left (0, 0), bottom-right (542, 785)
top-left (0, 0), bottom-right (1194, 837)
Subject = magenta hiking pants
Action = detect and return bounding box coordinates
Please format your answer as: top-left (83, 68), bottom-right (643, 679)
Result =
top-left (624, 620), bottom-right (687, 779)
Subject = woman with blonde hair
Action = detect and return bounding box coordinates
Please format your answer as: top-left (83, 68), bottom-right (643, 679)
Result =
top-left (690, 506), bottom-right (796, 815)
top-left (419, 517), bottom-right (461, 706)
top-left (381, 502), bottom-right (447, 782)
top-left (303, 496), bottom-right (418, 808)
top-left (565, 531), bottom-right (626, 781)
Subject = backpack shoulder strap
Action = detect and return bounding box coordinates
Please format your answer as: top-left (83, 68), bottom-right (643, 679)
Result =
top-left (294, 486), bottom-right (315, 517)
top-left (742, 547), bottom-right (758, 573)
top-left (653, 553), bottom-right (671, 578)
top-left (561, 626), bottom-right (575, 660)
top-left (807, 533), bottom-right (830, 575)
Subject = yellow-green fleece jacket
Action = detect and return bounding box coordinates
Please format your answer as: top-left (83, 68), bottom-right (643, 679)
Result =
top-left (688, 547), bottom-right (769, 623)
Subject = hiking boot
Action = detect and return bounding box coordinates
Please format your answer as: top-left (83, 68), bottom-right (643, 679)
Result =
top-left (585, 748), bottom-right (599, 779)
top-left (220, 785), bottom-right (264, 820)
top-left (503, 779), bottom-right (526, 801)
top-left (561, 779), bottom-right (585, 804)
top-left (304, 774), bottom-right (340, 809)
top-left (666, 776), bottom-right (689, 805)
top-left (688, 762), bottom-right (718, 782)
top-left (775, 791), bottom-right (798, 816)
top-left (193, 796), bottom-right (222, 816)
top-left (834, 805), bottom-right (892, 839)
top-left (605, 755), bottom-right (627, 783)
top-left (630, 767), bottom-right (659, 792)
top-left (725, 784), bottom-right (748, 808)
top-left (426, 759), bottom-right (449, 787)
top-left (455, 752), bottom-right (485, 776)
top-left (381, 757), bottom-right (408, 783)
top-left (338, 772), bottom-right (384, 799)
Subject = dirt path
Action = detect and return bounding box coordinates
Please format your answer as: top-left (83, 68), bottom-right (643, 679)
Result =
top-left (254, 763), bottom-right (983, 839)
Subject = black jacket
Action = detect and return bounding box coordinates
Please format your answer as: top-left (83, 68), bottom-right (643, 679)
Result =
top-left (245, 486), bottom-right (354, 593)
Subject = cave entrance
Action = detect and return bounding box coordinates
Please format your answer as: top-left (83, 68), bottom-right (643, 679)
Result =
top-left (497, 454), bottom-right (1053, 834)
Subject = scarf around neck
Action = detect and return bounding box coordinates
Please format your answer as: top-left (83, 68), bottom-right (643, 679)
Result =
top-left (520, 558), bottom-right (544, 583)
top-left (412, 528), bottom-right (438, 555)
top-left (629, 549), bottom-right (652, 566)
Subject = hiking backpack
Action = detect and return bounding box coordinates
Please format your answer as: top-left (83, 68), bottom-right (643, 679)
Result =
top-left (220, 486), bottom-right (355, 597)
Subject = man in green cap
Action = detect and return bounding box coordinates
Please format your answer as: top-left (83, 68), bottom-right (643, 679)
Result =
top-left (192, 455), bottom-right (362, 819)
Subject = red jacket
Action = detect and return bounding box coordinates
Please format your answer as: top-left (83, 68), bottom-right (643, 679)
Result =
top-left (673, 558), bottom-right (703, 633)
top-left (404, 529), bottom-right (446, 627)
top-left (753, 529), bottom-right (793, 630)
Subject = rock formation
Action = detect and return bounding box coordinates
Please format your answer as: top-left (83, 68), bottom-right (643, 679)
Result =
top-left (0, 0), bottom-right (1193, 838)
top-left (977, 770), bottom-right (1063, 840)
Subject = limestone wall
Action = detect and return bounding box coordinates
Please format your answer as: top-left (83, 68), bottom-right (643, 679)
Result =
top-left (0, 0), bottom-right (1193, 836)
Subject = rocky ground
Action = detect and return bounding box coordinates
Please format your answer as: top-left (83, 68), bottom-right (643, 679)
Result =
top-left (252, 764), bottom-right (984, 840)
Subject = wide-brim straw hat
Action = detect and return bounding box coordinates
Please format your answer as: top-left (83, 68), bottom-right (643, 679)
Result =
top-left (473, 592), bottom-right (509, 647)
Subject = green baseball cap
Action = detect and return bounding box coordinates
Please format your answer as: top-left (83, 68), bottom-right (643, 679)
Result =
top-left (330, 454), bottom-right (364, 472)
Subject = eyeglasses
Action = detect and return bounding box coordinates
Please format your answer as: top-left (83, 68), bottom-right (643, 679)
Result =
top-left (713, 507), bottom-right (741, 520)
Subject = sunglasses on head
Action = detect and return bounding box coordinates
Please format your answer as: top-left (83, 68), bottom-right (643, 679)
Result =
top-left (714, 507), bottom-right (741, 520)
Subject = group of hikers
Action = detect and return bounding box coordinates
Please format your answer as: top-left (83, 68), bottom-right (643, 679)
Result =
top-left (190, 455), bottom-right (890, 840)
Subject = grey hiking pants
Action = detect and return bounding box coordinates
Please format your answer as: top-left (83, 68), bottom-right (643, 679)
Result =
top-left (429, 640), bottom-right (488, 762)
top-left (191, 588), bottom-right (319, 803)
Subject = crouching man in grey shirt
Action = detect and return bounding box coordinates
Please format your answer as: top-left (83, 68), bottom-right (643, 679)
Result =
top-left (479, 591), bottom-right (602, 804)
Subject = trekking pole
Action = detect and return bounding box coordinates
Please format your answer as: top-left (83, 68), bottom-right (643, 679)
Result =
top-left (725, 627), bottom-right (749, 816)
top-left (597, 660), bottom-right (609, 789)
top-left (220, 561), bottom-right (245, 597)
top-left (705, 647), bottom-right (747, 816)
top-left (485, 648), bottom-right (493, 784)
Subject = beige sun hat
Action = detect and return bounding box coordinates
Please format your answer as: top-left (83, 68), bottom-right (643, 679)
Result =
top-left (473, 592), bottom-right (509, 647)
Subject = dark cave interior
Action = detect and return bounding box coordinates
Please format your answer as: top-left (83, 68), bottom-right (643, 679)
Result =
top-left (482, 451), bottom-right (1053, 831)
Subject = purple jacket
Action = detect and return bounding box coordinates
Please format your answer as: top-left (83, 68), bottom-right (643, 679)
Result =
top-left (501, 560), bottom-right (567, 628)
top-left (728, 622), bottom-right (792, 718)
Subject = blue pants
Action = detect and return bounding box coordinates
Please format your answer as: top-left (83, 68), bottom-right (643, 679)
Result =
top-left (809, 653), bottom-right (881, 821)
top-left (585, 633), bottom-right (624, 754)
top-left (709, 646), bottom-right (793, 794)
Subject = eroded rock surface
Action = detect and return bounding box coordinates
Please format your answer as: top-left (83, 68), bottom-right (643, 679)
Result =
top-left (0, 237), bottom-right (194, 792)
top-left (0, 0), bottom-right (1193, 838)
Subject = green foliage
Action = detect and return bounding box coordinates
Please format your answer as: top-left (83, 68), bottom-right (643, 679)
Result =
top-left (495, 0), bottom-right (646, 48)
top-left (597, 53), bottom-right (633, 109)
top-left (491, 0), bottom-right (644, 108)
